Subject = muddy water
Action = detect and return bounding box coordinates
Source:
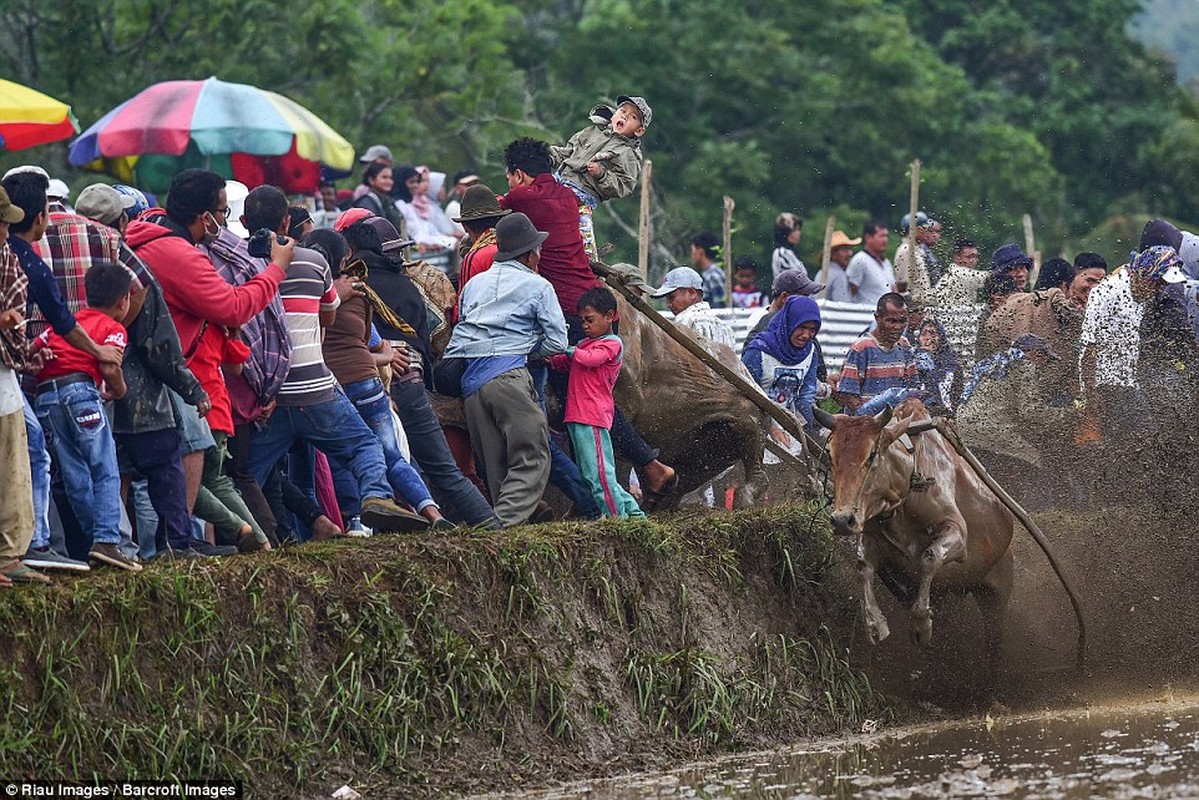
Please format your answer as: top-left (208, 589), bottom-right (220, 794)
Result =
top-left (507, 699), bottom-right (1199, 799)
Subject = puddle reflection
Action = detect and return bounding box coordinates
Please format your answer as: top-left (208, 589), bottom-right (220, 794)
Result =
top-left (506, 702), bottom-right (1199, 799)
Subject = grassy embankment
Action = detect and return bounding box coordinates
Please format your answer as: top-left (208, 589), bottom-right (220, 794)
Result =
top-left (0, 506), bottom-right (896, 798)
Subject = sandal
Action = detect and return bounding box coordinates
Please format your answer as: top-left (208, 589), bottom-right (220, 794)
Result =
top-left (0, 561), bottom-right (51, 585)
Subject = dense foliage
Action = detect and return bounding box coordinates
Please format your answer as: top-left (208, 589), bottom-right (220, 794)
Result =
top-left (1, 0), bottom-right (1194, 274)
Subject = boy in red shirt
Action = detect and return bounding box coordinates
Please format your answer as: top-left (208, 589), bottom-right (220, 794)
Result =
top-left (33, 262), bottom-right (141, 572)
top-left (549, 288), bottom-right (644, 519)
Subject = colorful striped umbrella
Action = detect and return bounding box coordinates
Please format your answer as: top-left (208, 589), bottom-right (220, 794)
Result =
top-left (0, 79), bottom-right (79, 151)
top-left (69, 77), bottom-right (355, 193)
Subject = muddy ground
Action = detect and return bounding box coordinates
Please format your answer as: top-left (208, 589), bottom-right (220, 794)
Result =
top-left (0, 493), bottom-right (1193, 799)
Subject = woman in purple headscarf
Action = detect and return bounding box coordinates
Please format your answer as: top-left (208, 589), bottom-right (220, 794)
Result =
top-left (741, 295), bottom-right (822, 425)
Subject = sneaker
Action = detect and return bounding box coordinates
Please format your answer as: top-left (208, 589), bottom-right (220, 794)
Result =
top-left (344, 515), bottom-right (373, 538)
top-left (360, 497), bottom-right (430, 533)
top-left (23, 546), bottom-right (91, 573)
top-left (189, 541), bottom-right (239, 557)
top-left (89, 542), bottom-right (144, 573)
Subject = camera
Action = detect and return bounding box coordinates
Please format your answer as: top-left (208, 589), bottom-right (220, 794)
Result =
top-left (248, 228), bottom-right (287, 259)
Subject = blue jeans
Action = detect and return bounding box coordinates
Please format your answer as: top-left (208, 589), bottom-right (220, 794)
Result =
top-left (342, 377), bottom-right (435, 513)
top-left (247, 390), bottom-right (393, 502)
top-left (129, 479), bottom-right (159, 561)
top-left (23, 394), bottom-right (52, 550)
top-left (168, 389), bottom-right (216, 454)
top-left (35, 380), bottom-right (121, 546)
top-left (529, 364), bottom-right (600, 518)
top-left (390, 379), bottom-right (499, 526)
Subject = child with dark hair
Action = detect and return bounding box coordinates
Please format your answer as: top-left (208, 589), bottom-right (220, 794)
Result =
top-left (32, 262), bottom-right (140, 572)
top-left (551, 95), bottom-right (652, 259)
top-left (731, 255), bottom-right (767, 309)
top-left (548, 287), bottom-right (644, 519)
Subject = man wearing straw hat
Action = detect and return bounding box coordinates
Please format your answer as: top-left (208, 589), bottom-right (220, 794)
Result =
top-left (824, 229), bottom-right (860, 303)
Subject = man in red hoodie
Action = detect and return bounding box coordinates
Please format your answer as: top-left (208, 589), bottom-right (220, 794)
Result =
top-left (125, 169), bottom-right (295, 555)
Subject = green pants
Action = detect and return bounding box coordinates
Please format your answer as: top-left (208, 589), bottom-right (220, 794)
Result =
top-left (193, 430), bottom-right (268, 545)
top-left (567, 422), bottom-right (644, 519)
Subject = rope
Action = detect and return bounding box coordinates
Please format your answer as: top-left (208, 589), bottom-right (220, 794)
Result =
top-left (342, 257), bottom-right (419, 340)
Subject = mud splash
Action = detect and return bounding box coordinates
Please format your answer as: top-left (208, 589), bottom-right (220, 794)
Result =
top-left (504, 696), bottom-right (1199, 798)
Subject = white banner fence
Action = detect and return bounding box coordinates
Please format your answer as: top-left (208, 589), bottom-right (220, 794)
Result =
top-left (667, 301), bottom-right (986, 370)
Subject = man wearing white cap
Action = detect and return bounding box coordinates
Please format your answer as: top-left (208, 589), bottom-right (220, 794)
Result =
top-left (652, 266), bottom-right (736, 349)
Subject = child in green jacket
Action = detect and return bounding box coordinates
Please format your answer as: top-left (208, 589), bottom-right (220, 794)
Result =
top-left (551, 95), bottom-right (652, 259)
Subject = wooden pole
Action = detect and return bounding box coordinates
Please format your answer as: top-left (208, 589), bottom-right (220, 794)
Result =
top-left (722, 196), bottom-right (734, 307)
top-left (902, 418), bottom-right (1087, 671)
top-left (819, 215), bottom-right (836, 299)
top-left (1023, 213), bottom-right (1040, 288)
top-left (905, 159), bottom-right (921, 294)
top-left (597, 264), bottom-right (822, 455)
top-left (637, 159), bottom-right (653, 281)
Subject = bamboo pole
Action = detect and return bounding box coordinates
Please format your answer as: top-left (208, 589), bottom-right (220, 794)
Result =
top-left (903, 418), bottom-right (1087, 671)
top-left (904, 159), bottom-right (920, 294)
top-left (722, 196), bottom-right (734, 306)
top-left (637, 159), bottom-right (653, 280)
top-left (598, 265), bottom-right (822, 457)
top-left (819, 214), bottom-right (836, 299)
top-left (1023, 213), bottom-right (1040, 288)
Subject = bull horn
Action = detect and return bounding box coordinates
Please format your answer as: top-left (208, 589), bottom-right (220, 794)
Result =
top-left (873, 406), bottom-right (893, 427)
top-left (813, 406), bottom-right (838, 430)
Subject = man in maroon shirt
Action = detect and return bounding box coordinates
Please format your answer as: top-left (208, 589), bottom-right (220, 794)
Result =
top-left (499, 137), bottom-right (677, 506)
top-left (500, 137), bottom-right (603, 314)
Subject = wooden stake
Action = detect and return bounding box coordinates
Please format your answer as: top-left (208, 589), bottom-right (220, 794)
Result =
top-left (1022, 213), bottom-right (1041, 287)
top-left (905, 159), bottom-right (921, 293)
top-left (819, 214), bottom-right (836, 299)
top-left (722, 196), bottom-right (734, 307)
top-left (637, 159), bottom-right (652, 280)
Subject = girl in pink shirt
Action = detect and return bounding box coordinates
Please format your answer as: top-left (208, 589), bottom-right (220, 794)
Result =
top-left (548, 288), bottom-right (644, 519)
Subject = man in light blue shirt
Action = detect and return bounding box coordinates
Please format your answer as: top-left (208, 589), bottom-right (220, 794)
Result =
top-left (445, 212), bottom-right (568, 527)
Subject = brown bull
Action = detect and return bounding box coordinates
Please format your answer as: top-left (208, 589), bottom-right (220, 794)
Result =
top-left (612, 293), bottom-right (768, 507)
top-left (814, 399), bottom-right (1013, 654)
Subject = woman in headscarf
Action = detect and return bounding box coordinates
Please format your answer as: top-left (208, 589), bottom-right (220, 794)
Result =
top-left (741, 295), bottom-right (822, 426)
top-left (770, 212), bottom-right (806, 280)
top-left (353, 162), bottom-right (408, 239)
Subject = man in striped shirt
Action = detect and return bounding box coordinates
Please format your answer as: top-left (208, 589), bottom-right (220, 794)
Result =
top-left (241, 186), bottom-right (426, 533)
top-left (834, 292), bottom-right (916, 414)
